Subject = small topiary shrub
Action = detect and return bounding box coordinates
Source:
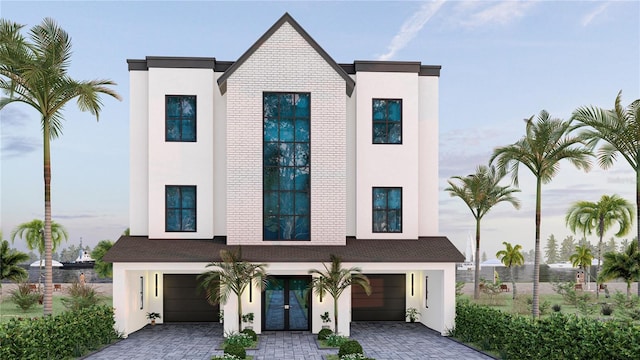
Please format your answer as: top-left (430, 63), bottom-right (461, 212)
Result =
top-left (338, 340), bottom-right (364, 358)
top-left (241, 328), bottom-right (257, 342)
top-left (318, 328), bottom-right (333, 340)
top-left (552, 303), bottom-right (562, 312)
top-left (224, 343), bottom-right (246, 359)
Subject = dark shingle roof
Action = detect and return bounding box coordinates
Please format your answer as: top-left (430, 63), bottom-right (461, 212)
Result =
top-left (103, 236), bottom-right (464, 264)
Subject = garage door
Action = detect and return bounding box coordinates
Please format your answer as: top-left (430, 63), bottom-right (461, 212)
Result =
top-left (163, 274), bottom-right (219, 322)
top-left (352, 274), bottom-right (405, 321)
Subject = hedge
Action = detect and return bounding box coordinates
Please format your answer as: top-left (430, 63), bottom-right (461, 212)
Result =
top-left (0, 305), bottom-right (119, 359)
top-left (451, 301), bottom-right (640, 359)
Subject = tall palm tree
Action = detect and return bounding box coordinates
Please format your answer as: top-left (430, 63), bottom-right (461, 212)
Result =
top-left (308, 254), bottom-right (371, 335)
top-left (598, 240), bottom-right (640, 300)
top-left (565, 194), bottom-right (634, 295)
top-left (490, 111), bottom-right (592, 317)
top-left (496, 242), bottom-right (524, 299)
top-left (198, 248), bottom-right (269, 332)
top-left (571, 91), bottom-right (640, 295)
top-left (570, 244), bottom-right (594, 286)
top-left (0, 18), bottom-right (121, 315)
top-left (90, 240), bottom-right (113, 278)
top-left (445, 164), bottom-right (521, 299)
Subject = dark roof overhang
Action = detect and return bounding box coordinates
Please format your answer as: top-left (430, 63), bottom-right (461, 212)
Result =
top-left (104, 236), bottom-right (464, 264)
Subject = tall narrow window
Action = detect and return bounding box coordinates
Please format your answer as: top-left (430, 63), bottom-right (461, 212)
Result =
top-left (166, 185), bottom-right (196, 232)
top-left (372, 99), bottom-right (402, 144)
top-left (263, 92), bottom-right (310, 241)
top-left (166, 95), bottom-right (196, 142)
top-left (372, 187), bottom-right (402, 233)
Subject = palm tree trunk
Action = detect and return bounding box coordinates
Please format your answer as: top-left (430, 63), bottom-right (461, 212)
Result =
top-left (596, 229), bottom-right (603, 299)
top-left (532, 178), bottom-right (542, 318)
top-left (43, 120), bottom-right (53, 316)
top-left (510, 266), bottom-right (516, 299)
top-left (636, 168), bottom-right (639, 297)
top-left (334, 297), bottom-right (339, 335)
top-left (238, 293), bottom-right (243, 332)
top-left (474, 218), bottom-right (481, 300)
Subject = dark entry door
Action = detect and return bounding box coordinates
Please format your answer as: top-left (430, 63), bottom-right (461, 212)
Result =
top-left (263, 276), bottom-right (311, 330)
top-left (163, 274), bottom-right (218, 322)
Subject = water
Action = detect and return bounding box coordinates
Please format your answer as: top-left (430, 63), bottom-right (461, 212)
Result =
top-left (456, 264), bottom-right (596, 283)
top-left (1, 265), bottom-right (112, 284)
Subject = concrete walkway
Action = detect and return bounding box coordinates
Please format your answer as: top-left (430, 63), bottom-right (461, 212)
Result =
top-left (83, 322), bottom-right (492, 360)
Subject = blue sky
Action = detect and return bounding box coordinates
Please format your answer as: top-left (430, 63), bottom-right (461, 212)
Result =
top-left (1, 1), bottom-right (638, 259)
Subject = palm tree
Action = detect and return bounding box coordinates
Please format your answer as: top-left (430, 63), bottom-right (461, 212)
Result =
top-left (598, 240), bottom-right (640, 300)
top-left (496, 242), bottom-right (524, 299)
top-left (569, 244), bottom-right (594, 285)
top-left (0, 237), bottom-right (30, 285)
top-left (198, 248), bottom-right (269, 332)
top-left (11, 219), bottom-right (68, 284)
top-left (0, 18), bottom-right (121, 315)
top-left (308, 254), bottom-right (371, 335)
top-left (445, 165), bottom-right (521, 299)
top-left (91, 240), bottom-right (113, 278)
top-left (565, 194), bottom-right (634, 295)
top-left (571, 91), bottom-right (640, 295)
top-left (490, 111), bottom-right (592, 317)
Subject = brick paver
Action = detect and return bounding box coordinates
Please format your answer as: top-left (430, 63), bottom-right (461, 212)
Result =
top-left (83, 322), bottom-right (492, 360)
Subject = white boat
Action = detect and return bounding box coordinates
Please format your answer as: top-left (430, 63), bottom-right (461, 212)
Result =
top-left (547, 262), bottom-right (575, 269)
top-left (457, 233), bottom-right (477, 270)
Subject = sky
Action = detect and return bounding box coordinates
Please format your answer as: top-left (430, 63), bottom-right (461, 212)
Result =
top-left (0, 1), bottom-right (638, 259)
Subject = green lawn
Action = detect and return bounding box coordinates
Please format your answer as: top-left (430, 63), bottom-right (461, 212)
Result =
top-left (0, 295), bottom-right (112, 323)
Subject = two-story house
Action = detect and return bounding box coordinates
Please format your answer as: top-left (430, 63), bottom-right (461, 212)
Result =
top-left (105, 13), bottom-right (463, 338)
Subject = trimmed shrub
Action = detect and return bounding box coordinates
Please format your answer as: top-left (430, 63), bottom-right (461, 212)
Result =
top-left (224, 343), bottom-right (246, 359)
top-left (211, 355), bottom-right (242, 360)
top-left (0, 305), bottom-right (118, 359)
top-left (318, 328), bottom-right (333, 340)
top-left (241, 328), bottom-right (257, 341)
top-left (338, 340), bottom-right (363, 358)
top-left (451, 301), bottom-right (640, 359)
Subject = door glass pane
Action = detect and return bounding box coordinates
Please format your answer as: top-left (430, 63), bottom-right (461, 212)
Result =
top-left (288, 279), bottom-right (309, 330)
top-left (265, 278), bottom-right (285, 330)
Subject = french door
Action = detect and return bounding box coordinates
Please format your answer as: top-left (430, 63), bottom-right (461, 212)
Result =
top-left (263, 276), bottom-right (311, 330)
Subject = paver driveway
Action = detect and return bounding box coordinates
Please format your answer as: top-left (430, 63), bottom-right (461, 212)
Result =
top-left (83, 322), bottom-right (493, 360)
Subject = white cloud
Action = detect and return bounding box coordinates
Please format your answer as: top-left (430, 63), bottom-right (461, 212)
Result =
top-left (377, 0), bottom-right (446, 61)
top-left (581, 2), bottom-right (611, 27)
top-left (454, 0), bottom-right (537, 28)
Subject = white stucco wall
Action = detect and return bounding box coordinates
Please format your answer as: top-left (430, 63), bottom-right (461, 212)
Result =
top-left (418, 76), bottom-right (439, 235)
top-left (129, 70), bottom-right (149, 236)
top-left (146, 68), bottom-right (215, 239)
top-left (225, 22), bottom-right (347, 246)
top-left (355, 71), bottom-right (420, 239)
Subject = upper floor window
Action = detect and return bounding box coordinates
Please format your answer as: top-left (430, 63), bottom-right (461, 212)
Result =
top-left (372, 187), bottom-right (402, 233)
top-left (166, 185), bottom-right (196, 232)
top-left (263, 92), bottom-right (311, 241)
top-left (372, 99), bottom-right (402, 144)
top-left (166, 95), bottom-right (196, 142)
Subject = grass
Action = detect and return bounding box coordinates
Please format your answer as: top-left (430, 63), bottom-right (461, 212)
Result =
top-left (0, 291), bottom-right (112, 323)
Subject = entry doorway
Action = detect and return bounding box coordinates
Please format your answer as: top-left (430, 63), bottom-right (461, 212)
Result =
top-left (263, 276), bottom-right (311, 331)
